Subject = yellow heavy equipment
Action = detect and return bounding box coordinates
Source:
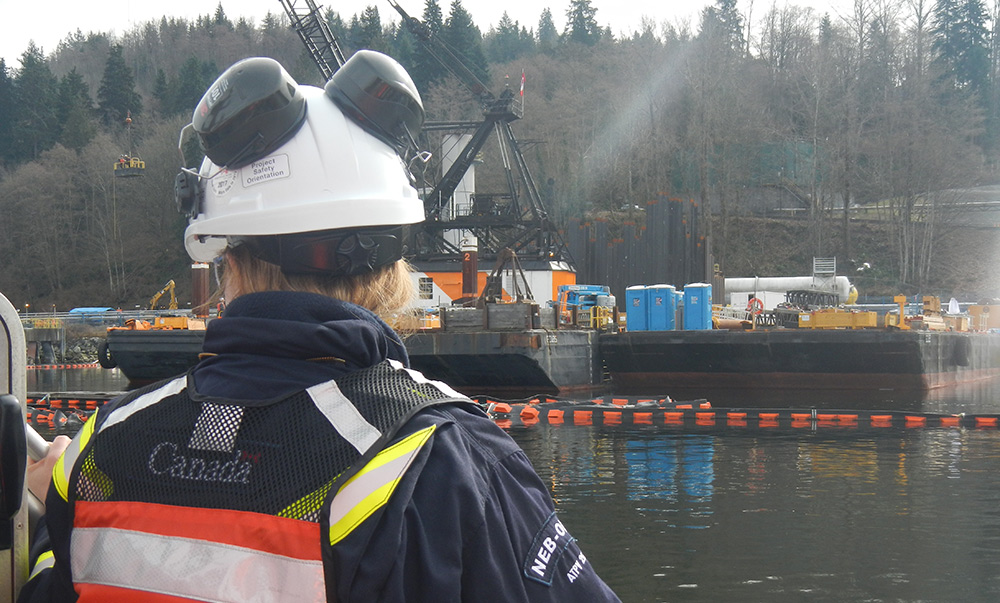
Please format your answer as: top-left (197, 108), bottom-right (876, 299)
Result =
top-left (149, 280), bottom-right (177, 310)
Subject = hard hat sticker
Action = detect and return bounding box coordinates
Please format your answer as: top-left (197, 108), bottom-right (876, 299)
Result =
top-left (243, 155), bottom-right (290, 188)
top-left (211, 170), bottom-right (238, 197)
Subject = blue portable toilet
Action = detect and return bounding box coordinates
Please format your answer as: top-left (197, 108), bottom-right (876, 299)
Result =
top-left (626, 285), bottom-right (648, 331)
top-left (670, 287), bottom-right (682, 329)
top-left (683, 283), bottom-right (713, 330)
top-left (647, 284), bottom-right (676, 331)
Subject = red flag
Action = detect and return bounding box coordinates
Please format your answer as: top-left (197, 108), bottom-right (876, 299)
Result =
top-left (520, 70), bottom-right (525, 97)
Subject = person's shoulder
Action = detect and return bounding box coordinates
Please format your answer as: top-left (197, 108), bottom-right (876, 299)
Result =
top-left (408, 402), bottom-right (523, 466)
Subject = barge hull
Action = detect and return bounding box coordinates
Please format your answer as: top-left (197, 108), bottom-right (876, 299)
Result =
top-left (107, 329), bottom-right (206, 385)
top-left (600, 329), bottom-right (1000, 392)
top-left (405, 329), bottom-right (600, 394)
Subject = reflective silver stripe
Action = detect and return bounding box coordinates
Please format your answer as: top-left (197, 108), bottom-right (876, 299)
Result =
top-left (28, 551), bottom-right (55, 581)
top-left (101, 376), bottom-right (187, 432)
top-left (388, 359), bottom-right (466, 399)
top-left (327, 426), bottom-right (434, 543)
top-left (306, 380), bottom-right (380, 454)
top-left (71, 527), bottom-right (325, 602)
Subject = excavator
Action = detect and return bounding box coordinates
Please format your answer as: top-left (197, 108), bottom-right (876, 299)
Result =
top-left (149, 279), bottom-right (178, 310)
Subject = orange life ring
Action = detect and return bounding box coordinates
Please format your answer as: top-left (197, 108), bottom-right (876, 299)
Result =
top-left (747, 298), bottom-right (764, 314)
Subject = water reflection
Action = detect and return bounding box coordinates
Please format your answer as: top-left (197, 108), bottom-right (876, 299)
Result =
top-left (511, 425), bottom-right (1000, 602)
top-left (646, 377), bottom-right (1000, 416)
top-left (26, 366), bottom-right (130, 394)
top-left (23, 367), bottom-right (1000, 601)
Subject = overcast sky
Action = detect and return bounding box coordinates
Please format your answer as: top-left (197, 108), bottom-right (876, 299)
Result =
top-left (0, 0), bottom-right (849, 69)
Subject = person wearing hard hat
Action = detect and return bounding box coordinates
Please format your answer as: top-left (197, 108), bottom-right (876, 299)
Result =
top-left (20, 52), bottom-right (618, 602)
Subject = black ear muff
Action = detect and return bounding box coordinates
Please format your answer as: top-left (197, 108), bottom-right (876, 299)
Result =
top-left (174, 171), bottom-right (202, 218)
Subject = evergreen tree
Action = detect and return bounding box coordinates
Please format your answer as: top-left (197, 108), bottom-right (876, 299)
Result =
top-left (352, 6), bottom-right (388, 52)
top-left (443, 0), bottom-right (489, 84)
top-left (932, 0), bottom-right (990, 96)
top-left (11, 44), bottom-right (59, 163)
top-left (410, 0), bottom-right (448, 93)
top-left (152, 69), bottom-right (170, 116)
top-left (0, 59), bottom-right (15, 164)
top-left (537, 8), bottom-right (559, 54)
top-left (700, 0), bottom-right (746, 54)
top-left (485, 12), bottom-right (534, 63)
top-left (97, 44), bottom-right (142, 126)
top-left (392, 22), bottom-right (417, 69)
top-left (173, 58), bottom-right (212, 116)
top-left (56, 68), bottom-right (96, 151)
top-left (565, 0), bottom-right (601, 46)
top-left (213, 3), bottom-right (232, 29)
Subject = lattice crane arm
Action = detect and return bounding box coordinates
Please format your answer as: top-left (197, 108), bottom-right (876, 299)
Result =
top-left (278, 0), bottom-right (347, 79)
top-left (387, 0), bottom-right (494, 104)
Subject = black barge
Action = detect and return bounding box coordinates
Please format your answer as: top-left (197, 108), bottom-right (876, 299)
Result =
top-left (599, 329), bottom-right (1000, 392)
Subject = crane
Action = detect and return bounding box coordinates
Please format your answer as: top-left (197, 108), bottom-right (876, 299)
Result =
top-left (277, 0), bottom-right (347, 79)
top-left (279, 0), bottom-right (572, 267)
top-left (387, 0), bottom-right (571, 266)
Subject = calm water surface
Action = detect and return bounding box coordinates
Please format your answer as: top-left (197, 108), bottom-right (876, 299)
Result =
top-left (28, 368), bottom-right (1000, 602)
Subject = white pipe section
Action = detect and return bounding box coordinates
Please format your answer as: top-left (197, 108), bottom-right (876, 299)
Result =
top-left (725, 276), bottom-right (854, 303)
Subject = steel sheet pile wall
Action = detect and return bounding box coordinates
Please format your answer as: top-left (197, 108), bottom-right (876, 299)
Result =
top-left (565, 195), bottom-right (708, 306)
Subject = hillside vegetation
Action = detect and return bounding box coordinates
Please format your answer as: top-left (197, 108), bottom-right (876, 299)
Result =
top-left (3, 0), bottom-right (1000, 311)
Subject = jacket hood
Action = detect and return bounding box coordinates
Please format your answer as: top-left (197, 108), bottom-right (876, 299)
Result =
top-left (192, 291), bottom-right (409, 401)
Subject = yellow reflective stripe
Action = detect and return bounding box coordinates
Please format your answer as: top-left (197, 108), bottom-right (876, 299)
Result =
top-left (328, 425), bottom-right (436, 545)
top-left (53, 412), bottom-right (98, 501)
top-left (27, 550), bottom-right (55, 581)
top-left (278, 479), bottom-right (335, 521)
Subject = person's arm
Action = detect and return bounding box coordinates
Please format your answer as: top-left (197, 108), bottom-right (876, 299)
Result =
top-left (18, 436), bottom-right (80, 601)
top-left (26, 436), bottom-right (70, 505)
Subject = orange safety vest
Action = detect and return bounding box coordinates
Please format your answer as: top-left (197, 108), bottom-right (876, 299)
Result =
top-left (71, 501), bottom-right (324, 601)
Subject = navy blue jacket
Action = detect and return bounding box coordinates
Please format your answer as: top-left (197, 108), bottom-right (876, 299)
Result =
top-left (21, 291), bottom-right (619, 601)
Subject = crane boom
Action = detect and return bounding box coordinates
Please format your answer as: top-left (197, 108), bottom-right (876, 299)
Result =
top-left (387, 0), bottom-right (571, 266)
top-left (278, 0), bottom-right (346, 79)
top-left (387, 0), bottom-right (494, 104)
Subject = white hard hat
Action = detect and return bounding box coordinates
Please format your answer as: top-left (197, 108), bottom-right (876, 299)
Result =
top-left (177, 52), bottom-right (426, 274)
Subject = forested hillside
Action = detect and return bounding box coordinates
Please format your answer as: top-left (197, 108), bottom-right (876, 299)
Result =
top-left (2, 0), bottom-right (1000, 311)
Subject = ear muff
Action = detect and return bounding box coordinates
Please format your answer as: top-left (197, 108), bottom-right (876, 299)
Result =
top-left (174, 171), bottom-right (202, 218)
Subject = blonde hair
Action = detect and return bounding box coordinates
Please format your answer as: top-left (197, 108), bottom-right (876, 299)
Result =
top-left (223, 244), bottom-right (415, 326)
